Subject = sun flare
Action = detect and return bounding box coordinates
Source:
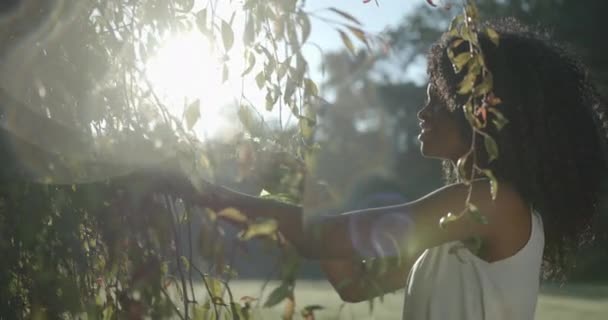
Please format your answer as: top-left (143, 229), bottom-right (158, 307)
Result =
top-left (145, 32), bottom-right (230, 138)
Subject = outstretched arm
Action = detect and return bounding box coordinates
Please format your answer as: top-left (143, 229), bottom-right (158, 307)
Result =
top-left (211, 179), bottom-right (527, 262)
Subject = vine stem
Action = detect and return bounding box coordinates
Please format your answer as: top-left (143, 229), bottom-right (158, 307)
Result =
top-left (166, 195), bottom-right (190, 319)
top-left (191, 264), bottom-right (221, 320)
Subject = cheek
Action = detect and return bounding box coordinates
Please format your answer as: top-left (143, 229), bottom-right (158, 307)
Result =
top-left (420, 121), bottom-right (468, 159)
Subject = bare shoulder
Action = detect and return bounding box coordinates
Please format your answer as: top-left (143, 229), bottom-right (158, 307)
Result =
top-left (403, 179), bottom-right (530, 255)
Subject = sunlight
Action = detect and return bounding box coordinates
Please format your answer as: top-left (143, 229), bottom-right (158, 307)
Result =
top-left (145, 31), bottom-right (231, 138)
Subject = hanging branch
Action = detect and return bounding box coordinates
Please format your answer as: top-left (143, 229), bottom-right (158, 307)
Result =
top-left (434, 0), bottom-right (505, 229)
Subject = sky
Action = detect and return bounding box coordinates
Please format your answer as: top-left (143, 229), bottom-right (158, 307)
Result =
top-left (303, 0), bottom-right (418, 83)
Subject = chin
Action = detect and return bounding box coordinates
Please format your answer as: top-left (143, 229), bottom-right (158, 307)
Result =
top-left (420, 142), bottom-right (448, 160)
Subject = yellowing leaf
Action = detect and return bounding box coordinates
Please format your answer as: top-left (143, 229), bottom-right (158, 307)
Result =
top-left (347, 26), bottom-right (369, 49)
top-left (239, 219), bottom-right (278, 240)
top-left (328, 7), bottom-right (362, 25)
top-left (180, 256), bottom-right (190, 271)
top-left (451, 52), bottom-right (472, 73)
top-left (486, 27), bottom-right (500, 46)
top-left (204, 276), bottom-right (224, 299)
top-left (217, 207), bottom-right (248, 224)
top-left (338, 30), bottom-right (355, 55)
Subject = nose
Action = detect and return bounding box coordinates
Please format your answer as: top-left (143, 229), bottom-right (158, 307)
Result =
top-left (417, 103), bottom-right (432, 121)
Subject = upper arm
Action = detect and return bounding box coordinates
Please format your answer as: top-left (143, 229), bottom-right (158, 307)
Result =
top-left (398, 180), bottom-right (528, 257)
top-left (306, 179), bottom-right (528, 262)
top-left (326, 180), bottom-right (527, 260)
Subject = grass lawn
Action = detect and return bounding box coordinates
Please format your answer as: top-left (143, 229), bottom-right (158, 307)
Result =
top-left (221, 280), bottom-right (608, 320)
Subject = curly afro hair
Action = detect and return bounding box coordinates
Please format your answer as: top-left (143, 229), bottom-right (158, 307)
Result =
top-left (426, 18), bottom-right (608, 278)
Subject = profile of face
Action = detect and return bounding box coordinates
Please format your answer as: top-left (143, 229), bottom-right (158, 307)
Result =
top-left (417, 84), bottom-right (469, 161)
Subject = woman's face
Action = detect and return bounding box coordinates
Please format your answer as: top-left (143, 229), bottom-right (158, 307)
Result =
top-left (417, 84), bottom-right (469, 161)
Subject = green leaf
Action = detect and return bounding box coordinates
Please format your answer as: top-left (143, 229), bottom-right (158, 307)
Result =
top-left (276, 63), bottom-right (288, 80)
top-left (450, 38), bottom-right (465, 48)
top-left (457, 62), bottom-right (480, 95)
top-left (486, 27), bottom-right (500, 46)
top-left (239, 219), bottom-right (278, 240)
top-left (465, 2), bottom-right (479, 21)
top-left (484, 135), bottom-right (499, 162)
top-left (475, 73), bottom-right (493, 96)
top-left (292, 53), bottom-right (307, 84)
top-left (255, 71), bottom-right (265, 89)
top-left (304, 78), bottom-right (318, 97)
top-left (328, 7), bottom-right (362, 25)
top-left (184, 99), bottom-right (200, 130)
top-left (286, 21), bottom-right (300, 51)
top-left (264, 284), bottom-right (291, 307)
top-left (180, 256), bottom-right (190, 271)
top-left (264, 56), bottom-right (276, 76)
top-left (462, 101), bottom-right (481, 128)
top-left (283, 78), bottom-right (297, 103)
top-left (481, 169), bottom-right (499, 200)
top-left (222, 64), bottom-right (229, 83)
top-left (205, 276), bottom-right (224, 299)
top-left (439, 212), bottom-right (460, 229)
top-left (467, 203), bottom-right (488, 224)
top-left (243, 15), bottom-right (255, 46)
top-left (298, 12), bottom-right (311, 43)
top-left (196, 8), bottom-right (208, 34)
top-left (448, 14), bottom-right (464, 34)
top-left (266, 88), bottom-right (278, 111)
top-left (241, 52), bottom-right (256, 76)
top-left (451, 52), bottom-right (472, 73)
top-left (221, 20), bottom-right (234, 51)
top-left (488, 107), bottom-right (508, 130)
top-left (338, 30), bottom-right (355, 55)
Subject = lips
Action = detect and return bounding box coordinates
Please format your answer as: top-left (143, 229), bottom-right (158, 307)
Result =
top-left (418, 122), bottom-right (432, 141)
top-left (419, 121), bottom-right (433, 132)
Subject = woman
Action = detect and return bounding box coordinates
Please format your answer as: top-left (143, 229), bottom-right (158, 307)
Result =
top-left (202, 19), bottom-right (607, 319)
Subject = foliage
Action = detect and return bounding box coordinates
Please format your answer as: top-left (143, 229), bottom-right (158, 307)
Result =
top-left (0, 0), bottom-right (386, 318)
top-left (437, 1), bottom-right (504, 227)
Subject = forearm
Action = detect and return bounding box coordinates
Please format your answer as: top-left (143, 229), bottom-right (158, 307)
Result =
top-left (217, 186), bottom-right (364, 259)
top-left (214, 186), bottom-right (415, 260)
top-left (217, 186), bottom-right (321, 258)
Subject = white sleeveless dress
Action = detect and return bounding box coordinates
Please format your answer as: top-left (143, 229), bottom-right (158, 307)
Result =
top-left (402, 211), bottom-right (544, 320)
